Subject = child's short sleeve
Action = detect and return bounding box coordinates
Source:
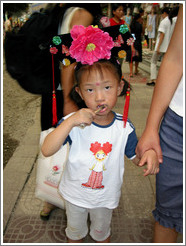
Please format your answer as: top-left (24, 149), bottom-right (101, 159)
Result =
top-left (56, 115), bottom-right (73, 145)
top-left (125, 130), bottom-right (138, 159)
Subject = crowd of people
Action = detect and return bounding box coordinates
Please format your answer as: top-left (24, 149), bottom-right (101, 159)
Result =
top-left (98, 3), bottom-right (180, 84)
top-left (108, 4), bottom-right (180, 86)
top-left (4, 2), bottom-right (183, 244)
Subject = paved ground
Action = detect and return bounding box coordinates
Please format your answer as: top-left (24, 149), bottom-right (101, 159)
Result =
top-left (3, 50), bottom-right (183, 244)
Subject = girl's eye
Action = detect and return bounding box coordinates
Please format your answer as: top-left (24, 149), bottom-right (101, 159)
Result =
top-left (105, 86), bottom-right (111, 90)
top-left (87, 89), bottom-right (93, 92)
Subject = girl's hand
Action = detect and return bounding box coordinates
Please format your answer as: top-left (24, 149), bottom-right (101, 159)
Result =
top-left (71, 108), bottom-right (96, 127)
top-left (138, 149), bottom-right (159, 176)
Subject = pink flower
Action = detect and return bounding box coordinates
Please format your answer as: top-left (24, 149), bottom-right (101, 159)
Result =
top-left (69, 25), bottom-right (114, 65)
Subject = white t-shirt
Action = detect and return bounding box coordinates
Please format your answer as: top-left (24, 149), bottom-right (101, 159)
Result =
top-left (155, 16), bottom-right (171, 53)
top-left (169, 76), bottom-right (183, 117)
top-left (58, 112), bottom-right (138, 209)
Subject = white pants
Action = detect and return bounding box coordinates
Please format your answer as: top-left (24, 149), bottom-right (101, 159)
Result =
top-left (65, 200), bottom-right (113, 241)
top-left (150, 51), bottom-right (165, 80)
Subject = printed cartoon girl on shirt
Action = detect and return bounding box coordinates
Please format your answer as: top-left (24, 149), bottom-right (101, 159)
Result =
top-left (82, 141), bottom-right (112, 189)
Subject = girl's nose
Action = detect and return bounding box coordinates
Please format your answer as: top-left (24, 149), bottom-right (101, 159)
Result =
top-left (95, 90), bottom-right (104, 102)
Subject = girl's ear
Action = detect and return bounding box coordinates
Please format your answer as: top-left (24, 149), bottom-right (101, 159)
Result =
top-left (117, 79), bottom-right (124, 96)
top-left (75, 86), bottom-right (83, 100)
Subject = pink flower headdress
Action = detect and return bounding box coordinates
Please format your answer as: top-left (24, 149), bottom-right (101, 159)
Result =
top-left (69, 25), bottom-right (114, 65)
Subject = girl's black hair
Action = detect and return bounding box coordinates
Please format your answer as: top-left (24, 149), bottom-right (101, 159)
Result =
top-left (70, 59), bottom-right (130, 106)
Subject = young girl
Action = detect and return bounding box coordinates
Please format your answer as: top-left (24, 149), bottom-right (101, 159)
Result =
top-left (42, 58), bottom-right (159, 243)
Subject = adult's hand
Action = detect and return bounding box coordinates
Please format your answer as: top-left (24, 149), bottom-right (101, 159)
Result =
top-left (136, 127), bottom-right (163, 164)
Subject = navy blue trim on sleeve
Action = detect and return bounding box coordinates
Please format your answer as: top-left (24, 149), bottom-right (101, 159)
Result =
top-left (56, 118), bottom-right (63, 128)
top-left (125, 130), bottom-right (138, 159)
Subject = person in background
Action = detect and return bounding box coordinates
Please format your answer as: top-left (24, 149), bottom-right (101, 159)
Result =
top-left (126, 13), bottom-right (143, 77)
top-left (147, 6), bottom-right (157, 51)
top-left (4, 14), bottom-right (12, 33)
top-left (139, 7), bottom-right (144, 18)
top-left (123, 8), bottom-right (132, 27)
top-left (109, 4), bottom-right (125, 26)
top-left (143, 10), bottom-right (149, 48)
top-left (136, 5), bottom-right (183, 243)
top-left (40, 3), bottom-right (102, 220)
top-left (146, 7), bottom-right (171, 86)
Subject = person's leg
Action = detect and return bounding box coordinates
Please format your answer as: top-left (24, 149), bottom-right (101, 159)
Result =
top-left (89, 207), bottom-right (113, 243)
top-left (147, 51), bottom-right (158, 86)
top-left (146, 36), bottom-right (149, 48)
top-left (149, 38), bottom-right (152, 50)
top-left (134, 61), bottom-right (139, 74)
top-left (153, 109), bottom-right (183, 243)
top-left (129, 62), bottom-right (133, 76)
top-left (68, 238), bottom-right (83, 243)
top-left (96, 236), bottom-right (110, 243)
top-left (152, 38), bottom-right (155, 50)
top-left (150, 51), bottom-right (158, 81)
top-left (153, 221), bottom-right (178, 243)
top-left (65, 201), bottom-right (88, 243)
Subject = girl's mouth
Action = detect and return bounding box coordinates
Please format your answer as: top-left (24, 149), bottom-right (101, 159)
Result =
top-left (95, 105), bottom-right (106, 114)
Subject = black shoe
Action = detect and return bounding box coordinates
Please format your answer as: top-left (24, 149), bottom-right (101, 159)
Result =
top-left (146, 81), bottom-right (155, 86)
top-left (40, 204), bottom-right (56, 221)
top-left (40, 210), bottom-right (51, 221)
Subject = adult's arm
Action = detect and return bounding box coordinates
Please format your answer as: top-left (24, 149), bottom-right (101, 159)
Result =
top-left (61, 8), bottom-right (94, 116)
top-left (136, 5), bottom-right (183, 163)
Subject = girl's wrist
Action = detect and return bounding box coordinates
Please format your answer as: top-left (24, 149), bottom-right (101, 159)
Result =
top-left (63, 115), bottom-right (77, 129)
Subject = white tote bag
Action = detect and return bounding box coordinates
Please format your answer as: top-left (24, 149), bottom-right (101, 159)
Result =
top-left (35, 128), bottom-right (69, 209)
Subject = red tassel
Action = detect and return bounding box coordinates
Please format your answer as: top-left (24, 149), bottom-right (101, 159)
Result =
top-left (123, 88), bottom-right (130, 128)
top-left (122, 43), bottom-right (133, 127)
top-left (51, 54), bottom-right (58, 126)
top-left (52, 91), bottom-right (58, 126)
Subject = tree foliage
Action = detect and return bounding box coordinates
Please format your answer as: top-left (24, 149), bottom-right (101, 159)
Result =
top-left (3, 3), bottom-right (29, 16)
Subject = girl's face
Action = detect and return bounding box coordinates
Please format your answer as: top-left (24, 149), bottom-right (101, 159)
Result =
top-left (76, 66), bottom-right (124, 122)
top-left (113, 6), bottom-right (124, 20)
